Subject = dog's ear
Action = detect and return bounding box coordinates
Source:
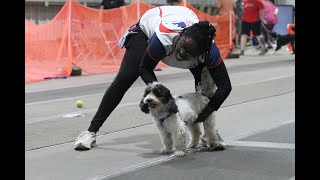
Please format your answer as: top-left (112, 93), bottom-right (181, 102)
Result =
top-left (155, 84), bottom-right (178, 114)
top-left (139, 87), bottom-right (151, 114)
top-left (139, 99), bottom-right (150, 114)
top-left (165, 98), bottom-right (178, 114)
top-left (270, 32), bottom-right (278, 39)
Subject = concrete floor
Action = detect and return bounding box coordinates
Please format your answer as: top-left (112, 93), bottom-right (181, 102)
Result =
top-left (25, 48), bottom-right (295, 180)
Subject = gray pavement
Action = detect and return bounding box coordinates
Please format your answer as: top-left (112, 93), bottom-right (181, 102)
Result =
top-left (25, 46), bottom-right (295, 180)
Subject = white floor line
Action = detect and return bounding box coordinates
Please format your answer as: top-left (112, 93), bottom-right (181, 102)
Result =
top-left (25, 86), bottom-right (141, 106)
top-left (26, 86), bottom-right (294, 125)
top-left (233, 75), bottom-right (294, 86)
top-left (224, 120), bottom-right (294, 141)
top-left (25, 75), bottom-right (294, 106)
top-left (25, 80), bottom-right (113, 93)
top-left (25, 93), bottom-right (104, 106)
top-left (93, 156), bottom-right (174, 180)
top-left (25, 102), bottom-right (139, 124)
top-left (227, 141), bottom-right (295, 149)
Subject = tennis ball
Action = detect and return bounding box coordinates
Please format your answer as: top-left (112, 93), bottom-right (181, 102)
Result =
top-left (76, 100), bottom-right (84, 108)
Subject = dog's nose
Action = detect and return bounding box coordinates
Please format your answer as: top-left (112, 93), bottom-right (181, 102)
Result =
top-left (146, 99), bottom-right (152, 103)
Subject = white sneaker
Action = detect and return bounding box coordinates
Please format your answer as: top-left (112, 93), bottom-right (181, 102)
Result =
top-left (74, 131), bottom-right (96, 150)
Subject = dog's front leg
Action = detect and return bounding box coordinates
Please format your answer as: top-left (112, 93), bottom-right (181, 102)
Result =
top-left (172, 127), bottom-right (187, 157)
top-left (160, 132), bottom-right (173, 154)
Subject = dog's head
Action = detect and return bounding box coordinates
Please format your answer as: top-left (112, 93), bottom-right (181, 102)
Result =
top-left (270, 32), bottom-right (279, 39)
top-left (139, 83), bottom-right (178, 115)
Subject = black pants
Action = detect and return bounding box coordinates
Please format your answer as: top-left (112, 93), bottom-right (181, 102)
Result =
top-left (88, 30), bottom-right (148, 133)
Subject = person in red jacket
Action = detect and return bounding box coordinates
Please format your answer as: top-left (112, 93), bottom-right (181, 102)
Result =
top-left (240, 0), bottom-right (267, 55)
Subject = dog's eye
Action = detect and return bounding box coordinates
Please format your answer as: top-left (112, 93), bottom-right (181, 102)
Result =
top-left (151, 89), bottom-right (160, 97)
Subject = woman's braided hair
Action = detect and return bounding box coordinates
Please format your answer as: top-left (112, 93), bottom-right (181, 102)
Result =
top-left (180, 20), bottom-right (216, 59)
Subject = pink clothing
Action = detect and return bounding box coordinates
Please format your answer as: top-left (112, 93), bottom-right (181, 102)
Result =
top-left (262, 0), bottom-right (278, 24)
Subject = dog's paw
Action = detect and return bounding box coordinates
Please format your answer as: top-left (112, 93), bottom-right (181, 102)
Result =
top-left (208, 141), bottom-right (226, 151)
top-left (199, 137), bottom-right (208, 147)
top-left (161, 148), bottom-right (173, 154)
top-left (187, 143), bottom-right (198, 149)
top-left (174, 150), bottom-right (185, 157)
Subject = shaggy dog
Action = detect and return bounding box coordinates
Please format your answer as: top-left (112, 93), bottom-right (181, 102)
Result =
top-left (139, 82), bottom-right (226, 157)
top-left (270, 31), bottom-right (295, 54)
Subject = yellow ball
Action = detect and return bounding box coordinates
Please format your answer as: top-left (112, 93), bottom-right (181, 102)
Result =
top-left (76, 100), bottom-right (84, 108)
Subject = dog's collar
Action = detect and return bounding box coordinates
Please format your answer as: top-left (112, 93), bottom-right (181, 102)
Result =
top-left (159, 113), bottom-right (173, 126)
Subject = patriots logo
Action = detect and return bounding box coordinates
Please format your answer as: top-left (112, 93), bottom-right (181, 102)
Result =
top-left (172, 22), bottom-right (187, 28)
top-left (159, 21), bottom-right (186, 33)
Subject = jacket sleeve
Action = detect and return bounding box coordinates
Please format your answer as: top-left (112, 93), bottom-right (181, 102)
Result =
top-left (139, 33), bottom-right (167, 85)
top-left (193, 60), bottom-right (231, 123)
top-left (207, 60), bottom-right (232, 111)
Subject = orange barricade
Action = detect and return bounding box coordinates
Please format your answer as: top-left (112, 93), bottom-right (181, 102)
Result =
top-left (25, 0), bottom-right (235, 83)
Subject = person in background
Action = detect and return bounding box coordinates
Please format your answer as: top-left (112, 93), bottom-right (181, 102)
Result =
top-left (100, 0), bottom-right (125, 10)
top-left (234, 0), bottom-right (244, 49)
top-left (215, 0), bottom-right (236, 16)
top-left (240, 0), bottom-right (267, 55)
top-left (260, 0), bottom-right (278, 49)
top-left (73, 6), bottom-right (232, 151)
top-left (215, 0), bottom-right (239, 54)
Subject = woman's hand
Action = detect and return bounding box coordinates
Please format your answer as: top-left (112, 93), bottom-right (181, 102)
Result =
top-left (194, 105), bottom-right (215, 123)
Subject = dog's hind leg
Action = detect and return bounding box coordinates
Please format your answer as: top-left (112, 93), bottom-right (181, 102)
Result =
top-left (160, 132), bottom-right (173, 154)
top-left (202, 114), bottom-right (216, 149)
top-left (271, 44), bottom-right (281, 54)
top-left (172, 128), bottom-right (187, 157)
top-left (202, 114), bottom-right (226, 150)
top-left (187, 123), bottom-right (201, 148)
top-left (275, 41), bottom-right (282, 52)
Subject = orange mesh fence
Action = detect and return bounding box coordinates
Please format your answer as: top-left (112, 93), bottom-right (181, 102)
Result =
top-left (70, 0), bottom-right (156, 75)
top-left (25, 1), bottom-right (73, 83)
top-left (25, 0), bottom-right (235, 84)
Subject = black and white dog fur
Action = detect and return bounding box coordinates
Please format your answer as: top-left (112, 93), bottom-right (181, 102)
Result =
top-left (139, 68), bottom-right (226, 157)
top-left (270, 27), bottom-right (295, 54)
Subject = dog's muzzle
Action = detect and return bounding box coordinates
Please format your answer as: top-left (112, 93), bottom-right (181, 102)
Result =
top-left (144, 98), bottom-right (157, 108)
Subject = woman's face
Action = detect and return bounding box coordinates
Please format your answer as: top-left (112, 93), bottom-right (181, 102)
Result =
top-left (175, 36), bottom-right (203, 61)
